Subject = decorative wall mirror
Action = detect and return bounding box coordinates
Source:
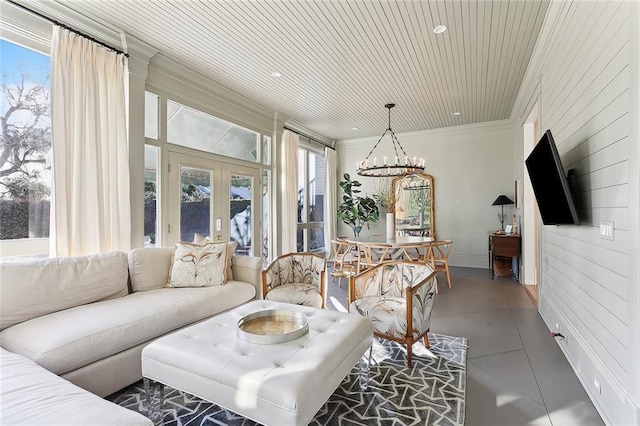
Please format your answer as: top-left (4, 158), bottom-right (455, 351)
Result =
top-left (392, 173), bottom-right (435, 239)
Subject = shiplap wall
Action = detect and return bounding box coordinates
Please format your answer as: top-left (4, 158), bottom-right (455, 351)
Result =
top-left (511, 1), bottom-right (639, 424)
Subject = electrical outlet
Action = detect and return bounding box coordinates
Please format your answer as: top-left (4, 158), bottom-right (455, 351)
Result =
top-left (600, 221), bottom-right (614, 240)
top-left (593, 378), bottom-right (601, 394)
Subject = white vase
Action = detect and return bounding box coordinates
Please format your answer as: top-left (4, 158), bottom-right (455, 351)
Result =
top-left (386, 212), bottom-right (395, 239)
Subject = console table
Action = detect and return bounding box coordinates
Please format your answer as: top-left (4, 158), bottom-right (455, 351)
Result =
top-left (489, 233), bottom-right (521, 279)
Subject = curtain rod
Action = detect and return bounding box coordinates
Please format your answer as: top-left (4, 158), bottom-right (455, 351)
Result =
top-left (284, 126), bottom-right (335, 151)
top-left (6, 0), bottom-right (129, 58)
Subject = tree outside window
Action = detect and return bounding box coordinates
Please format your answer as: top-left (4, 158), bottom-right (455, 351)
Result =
top-left (0, 40), bottom-right (51, 240)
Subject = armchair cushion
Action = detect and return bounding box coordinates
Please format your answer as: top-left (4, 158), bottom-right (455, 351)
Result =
top-left (265, 283), bottom-right (323, 307)
top-left (349, 296), bottom-right (407, 339)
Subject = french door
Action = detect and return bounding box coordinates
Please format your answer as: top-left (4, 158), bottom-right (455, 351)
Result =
top-left (167, 150), bottom-right (260, 257)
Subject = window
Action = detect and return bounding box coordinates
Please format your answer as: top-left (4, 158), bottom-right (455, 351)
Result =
top-left (262, 135), bottom-right (271, 165)
top-left (144, 145), bottom-right (160, 246)
top-left (144, 91), bottom-right (159, 140)
top-left (0, 39), bottom-right (51, 242)
top-left (166, 100), bottom-right (259, 162)
top-left (296, 143), bottom-right (325, 252)
top-left (262, 168), bottom-right (270, 264)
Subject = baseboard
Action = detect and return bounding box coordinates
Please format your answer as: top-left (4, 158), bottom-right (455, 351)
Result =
top-left (448, 254), bottom-right (488, 269)
top-left (539, 298), bottom-right (638, 426)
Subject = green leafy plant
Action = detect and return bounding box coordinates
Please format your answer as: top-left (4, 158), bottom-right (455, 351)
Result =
top-left (337, 173), bottom-right (379, 236)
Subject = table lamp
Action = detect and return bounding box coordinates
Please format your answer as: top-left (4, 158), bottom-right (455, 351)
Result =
top-left (492, 195), bottom-right (514, 230)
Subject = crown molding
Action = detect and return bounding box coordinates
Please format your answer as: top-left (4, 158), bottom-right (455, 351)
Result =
top-left (13, 0), bottom-right (158, 60)
top-left (0, 1), bottom-right (52, 53)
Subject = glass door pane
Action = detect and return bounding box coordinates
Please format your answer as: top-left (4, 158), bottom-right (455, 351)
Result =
top-left (229, 173), bottom-right (253, 256)
top-left (180, 166), bottom-right (212, 242)
top-left (168, 150), bottom-right (262, 255)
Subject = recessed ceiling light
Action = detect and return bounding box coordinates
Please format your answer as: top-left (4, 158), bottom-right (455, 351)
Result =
top-left (271, 72), bottom-right (281, 78)
top-left (351, 127), bottom-right (358, 131)
top-left (433, 25), bottom-right (447, 34)
top-left (453, 111), bottom-right (461, 116)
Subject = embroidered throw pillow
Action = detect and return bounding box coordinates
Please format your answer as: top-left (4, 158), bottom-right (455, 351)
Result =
top-left (193, 234), bottom-right (237, 280)
top-left (167, 241), bottom-right (227, 288)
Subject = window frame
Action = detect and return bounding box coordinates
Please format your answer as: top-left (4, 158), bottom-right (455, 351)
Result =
top-left (296, 140), bottom-right (325, 253)
top-left (143, 87), bottom-right (274, 259)
top-left (0, 9), bottom-right (53, 258)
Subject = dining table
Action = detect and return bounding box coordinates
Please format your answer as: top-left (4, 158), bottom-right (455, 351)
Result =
top-left (342, 235), bottom-right (435, 272)
top-left (343, 235), bottom-right (433, 247)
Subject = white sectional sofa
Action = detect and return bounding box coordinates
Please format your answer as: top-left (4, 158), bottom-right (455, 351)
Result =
top-left (1, 348), bottom-right (153, 425)
top-left (0, 246), bottom-right (263, 423)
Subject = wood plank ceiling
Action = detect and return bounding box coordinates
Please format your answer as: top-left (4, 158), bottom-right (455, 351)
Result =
top-left (49, 0), bottom-right (549, 141)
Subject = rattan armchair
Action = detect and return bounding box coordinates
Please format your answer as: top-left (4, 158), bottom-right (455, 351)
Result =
top-left (262, 252), bottom-right (326, 308)
top-left (348, 260), bottom-right (437, 366)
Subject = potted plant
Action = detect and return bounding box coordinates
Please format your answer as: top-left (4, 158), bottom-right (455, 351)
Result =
top-left (337, 173), bottom-right (379, 236)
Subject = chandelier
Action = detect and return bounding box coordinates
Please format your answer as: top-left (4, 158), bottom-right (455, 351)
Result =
top-left (356, 103), bottom-right (425, 177)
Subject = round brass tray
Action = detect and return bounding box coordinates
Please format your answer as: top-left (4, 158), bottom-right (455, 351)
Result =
top-left (237, 309), bottom-right (309, 344)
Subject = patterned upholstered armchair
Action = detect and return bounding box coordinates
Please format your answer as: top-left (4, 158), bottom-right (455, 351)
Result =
top-left (262, 252), bottom-right (326, 308)
top-left (348, 261), bottom-right (437, 366)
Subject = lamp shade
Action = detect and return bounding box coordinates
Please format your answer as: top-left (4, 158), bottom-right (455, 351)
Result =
top-left (492, 195), bottom-right (514, 206)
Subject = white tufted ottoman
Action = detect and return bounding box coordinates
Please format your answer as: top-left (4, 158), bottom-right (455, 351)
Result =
top-left (141, 300), bottom-right (374, 426)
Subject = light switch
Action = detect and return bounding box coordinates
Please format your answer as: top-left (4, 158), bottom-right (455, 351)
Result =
top-left (600, 221), bottom-right (614, 240)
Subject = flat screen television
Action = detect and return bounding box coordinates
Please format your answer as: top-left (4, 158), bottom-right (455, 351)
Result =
top-left (525, 129), bottom-right (580, 225)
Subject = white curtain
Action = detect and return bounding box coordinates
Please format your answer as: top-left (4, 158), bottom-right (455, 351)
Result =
top-left (281, 130), bottom-right (299, 254)
top-left (50, 28), bottom-right (131, 257)
top-left (323, 147), bottom-right (337, 257)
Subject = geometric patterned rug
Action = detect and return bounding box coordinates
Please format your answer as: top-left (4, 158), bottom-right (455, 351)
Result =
top-left (107, 333), bottom-right (467, 426)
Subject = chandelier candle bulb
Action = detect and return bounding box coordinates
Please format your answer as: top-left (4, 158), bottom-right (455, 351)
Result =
top-left (384, 156), bottom-right (387, 165)
top-left (374, 158), bottom-right (377, 167)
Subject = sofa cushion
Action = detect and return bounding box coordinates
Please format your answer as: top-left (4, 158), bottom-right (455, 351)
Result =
top-left (168, 241), bottom-right (227, 287)
top-left (194, 233), bottom-right (237, 280)
top-left (0, 348), bottom-right (152, 426)
top-left (128, 247), bottom-right (173, 291)
top-left (0, 281), bottom-right (256, 375)
top-left (0, 252), bottom-right (129, 331)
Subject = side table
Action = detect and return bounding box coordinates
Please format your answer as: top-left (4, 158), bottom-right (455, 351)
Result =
top-left (489, 233), bottom-right (521, 279)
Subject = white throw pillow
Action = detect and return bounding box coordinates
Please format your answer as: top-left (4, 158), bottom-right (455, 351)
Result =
top-left (193, 233), bottom-right (237, 280)
top-left (167, 241), bottom-right (227, 288)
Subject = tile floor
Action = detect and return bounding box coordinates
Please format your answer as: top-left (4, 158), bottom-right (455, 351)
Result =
top-left (325, 265), bottom-right (605, 426)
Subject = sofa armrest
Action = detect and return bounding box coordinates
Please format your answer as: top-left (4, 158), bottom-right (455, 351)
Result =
top-left (232, 255), bottom-right (263, 299)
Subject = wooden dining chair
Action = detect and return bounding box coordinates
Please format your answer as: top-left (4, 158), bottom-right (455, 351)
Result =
top-left (330, 239), bottom-right (358, 287)
top-left (428, 240), bottom-right (453, 291)
top-left (357, 242), bottom-right (394, 272)
top-left (397, 243), bottom-right (430, 263)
